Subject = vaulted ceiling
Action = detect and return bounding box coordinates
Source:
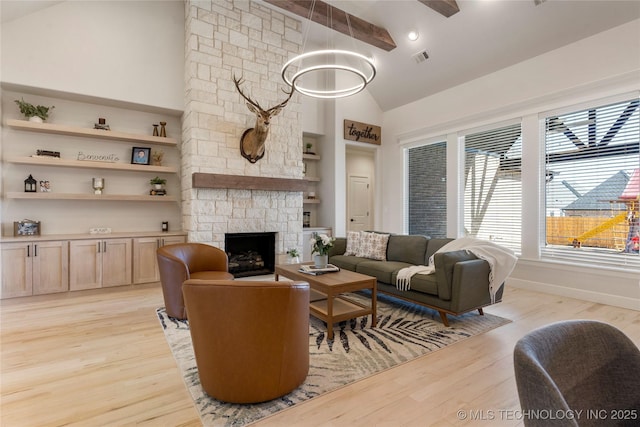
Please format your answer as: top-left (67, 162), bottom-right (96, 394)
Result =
top-left (263, 0), bottom-right (640, 111)
top-left (2, 1), bottom-right (639, 112)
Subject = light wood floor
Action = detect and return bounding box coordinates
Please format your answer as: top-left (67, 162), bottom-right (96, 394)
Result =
top-left (1, 283), bottom-right (639, 427)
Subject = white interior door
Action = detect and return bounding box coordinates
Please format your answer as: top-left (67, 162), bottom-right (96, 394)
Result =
top-left (348, 175), bottom-right (371, 232)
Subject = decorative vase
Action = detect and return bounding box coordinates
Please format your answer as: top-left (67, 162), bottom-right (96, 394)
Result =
top-left (314, 254), bottom-right (328, 269)
top-left (288, 256), bottom-right (300, 264)
top-left (28, 116), bottom-right (43, 123)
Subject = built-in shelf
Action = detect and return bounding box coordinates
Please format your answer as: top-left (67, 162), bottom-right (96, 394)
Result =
top-left (303, 176), bottom-right (320, 182)
top-left (5, 192), bottom-right (178, 202)
top-left (5, 119), bottom-right (178, 147)
top-left (7, 156), bottom-right (178, 173)
top-left (303, 153), bottom-right (320, 160)
top-left (303, 198), bottom-right (321, 204)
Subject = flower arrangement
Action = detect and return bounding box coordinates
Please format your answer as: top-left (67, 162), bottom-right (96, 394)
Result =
top-left (286, 248), bottom-right (300, 258)
top-left (310, 232), bottom-right (335, 256)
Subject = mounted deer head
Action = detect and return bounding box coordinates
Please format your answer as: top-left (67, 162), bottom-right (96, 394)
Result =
top-left (233, 75), bottom-right (294, 163)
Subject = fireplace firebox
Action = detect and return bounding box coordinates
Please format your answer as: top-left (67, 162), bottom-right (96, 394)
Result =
top-left (225, 232), bottom-right (276, 277)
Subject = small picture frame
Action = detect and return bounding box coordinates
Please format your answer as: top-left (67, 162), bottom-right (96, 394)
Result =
top-left (39, 180), bottom-right (51, 192)
top-left (131, 147), bottom-right (151, 165)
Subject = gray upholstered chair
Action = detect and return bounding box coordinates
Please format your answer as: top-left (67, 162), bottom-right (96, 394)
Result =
top-left (513, 320), bottom-right (640, 427)
top-left (183, 279), bottom-right (310, 403)
top-left (156, 243), bottom-right (234, 320)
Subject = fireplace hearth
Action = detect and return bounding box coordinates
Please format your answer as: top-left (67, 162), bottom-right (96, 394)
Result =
top-left (225, 232), bottom-right (276, 278)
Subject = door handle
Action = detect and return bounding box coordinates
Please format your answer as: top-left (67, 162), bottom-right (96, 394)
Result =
top-left (34, 244), bottom-right (37, 257)
top-left (350, 218), bottom-right (354, 222)
top-left (103, 241), bottom-right (107, 252)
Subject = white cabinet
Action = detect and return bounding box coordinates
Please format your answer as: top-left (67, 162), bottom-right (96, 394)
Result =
top-left (69, 238), bottom-right (132, 290)
top-left (132, 234), bottom-right (186, 284)
top-left (0, 240), bottom-right (69, 298)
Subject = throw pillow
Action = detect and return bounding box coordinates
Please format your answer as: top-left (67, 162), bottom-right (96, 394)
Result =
top-left (356, 231), bottom-right (390, 261)
top-left (344, 231), bottom-right (361, 256)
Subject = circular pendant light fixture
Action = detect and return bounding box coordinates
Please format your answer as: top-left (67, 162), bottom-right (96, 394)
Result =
top-left (281, 1), bottom-right (376, 99)
top-left (282, 49), bottom-right (376, 99)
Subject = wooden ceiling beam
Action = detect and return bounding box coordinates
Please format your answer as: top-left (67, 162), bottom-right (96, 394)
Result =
top-left (417, 0), bottom-right (460, 18)
top-left (263, 0), bottom-right (397, 52)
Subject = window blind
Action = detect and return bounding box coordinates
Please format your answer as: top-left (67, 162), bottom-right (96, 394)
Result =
top-left (462, 123), bottom-right (522, 253)
top-left (542, 98), bottom-right (639, 268)
top-left (406, 142), bottom-right (447, 238)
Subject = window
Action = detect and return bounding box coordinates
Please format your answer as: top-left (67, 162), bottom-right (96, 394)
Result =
top-left (543, 98), bottom-right (639, 267)
top-left (406, 142), bottom-right (447, 238)
top-left (462, 123), bottom-right (522, 253)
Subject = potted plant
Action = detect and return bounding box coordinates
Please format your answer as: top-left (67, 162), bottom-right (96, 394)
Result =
top-left (305, 142), bottom-right (314, 154)
top-left (286, 248), bottom-right (300, 264)
top-left (310, 232), bottom-right (335, 268)
top-left (14, 98), bottom-right (55, 123)
top-left (149, 176), bottom-right (167, 190)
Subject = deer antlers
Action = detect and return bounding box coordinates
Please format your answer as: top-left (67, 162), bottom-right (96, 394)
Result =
top-left (233, 74), bottom-right (295, 163)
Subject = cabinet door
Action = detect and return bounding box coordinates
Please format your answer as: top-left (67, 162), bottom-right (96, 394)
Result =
top-left (70, 240), bottom-right (102, 291)
top-left (32, 241), bottom-right (69, 295)
top-left (133, 237), bottom-right (160, 284)
top-left (102, 238), bottom-right (132, 287)
top-left (0, 243), bottom-right (33, 298)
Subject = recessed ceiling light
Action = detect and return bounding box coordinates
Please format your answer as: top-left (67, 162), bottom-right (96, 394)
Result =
top-left (407, 30), bottom-right (419, 41)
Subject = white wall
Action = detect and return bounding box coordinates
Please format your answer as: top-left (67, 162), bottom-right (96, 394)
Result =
top-left (379, 20), bottom-right (640, 309)
top-left (315, 83), bottom-right (383, 236)
top-left (0, 1), bottom-right (185, 236)
top-left (1, 1), bottom-right (184, 111)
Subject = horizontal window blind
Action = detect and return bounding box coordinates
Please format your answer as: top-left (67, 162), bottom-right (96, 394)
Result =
top-left (462, 123), bottom-right (522, 253)
top-left (543, 98), bottom-right (640, 269)
top-left (406, 142), bottom-right (447, 238)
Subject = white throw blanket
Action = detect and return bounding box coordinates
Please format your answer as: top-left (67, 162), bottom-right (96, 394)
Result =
top-left (395, 237), bottom-right (517, 303)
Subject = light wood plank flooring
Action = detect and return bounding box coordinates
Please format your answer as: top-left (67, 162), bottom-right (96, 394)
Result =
top-left (1, 283), bottom-right (638, 426)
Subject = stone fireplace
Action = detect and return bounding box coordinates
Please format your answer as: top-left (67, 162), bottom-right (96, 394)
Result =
top-left (181, 0), bottom-right (305, 256)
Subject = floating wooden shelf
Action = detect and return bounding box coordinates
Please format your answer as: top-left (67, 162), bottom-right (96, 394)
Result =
top-left (6, 119), bottom-right (177, 146)
top-left (5, 192), bottom-right (178, 202)
top-left (303, 198), bottom-right (321, 204)
top-left (303, 153), bottom-right (321, 160)
top-left (303, 176), bottom-right (320, 182)
top-left (6, 156), bottom-right (177, 173)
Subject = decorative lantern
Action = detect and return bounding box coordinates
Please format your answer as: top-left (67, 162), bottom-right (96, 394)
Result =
top-left (24, 174), bottom-right (37, 192)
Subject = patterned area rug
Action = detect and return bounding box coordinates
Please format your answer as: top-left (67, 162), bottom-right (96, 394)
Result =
top-left (157, 292), bottom-right (510, 426)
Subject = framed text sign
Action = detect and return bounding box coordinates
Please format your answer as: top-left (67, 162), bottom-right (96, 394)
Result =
top-left (344, 119), bottom-right (381, 145)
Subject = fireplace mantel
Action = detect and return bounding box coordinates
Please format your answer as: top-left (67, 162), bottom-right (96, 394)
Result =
top-left (192, 173), bottom-right (308, 192)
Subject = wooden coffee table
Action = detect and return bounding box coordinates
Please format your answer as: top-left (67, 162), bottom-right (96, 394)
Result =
top-left (275, 263), bottom-right (377, 340)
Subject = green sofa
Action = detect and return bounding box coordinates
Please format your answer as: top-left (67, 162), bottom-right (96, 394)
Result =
top-left (328, 234), bottom-right (504, 326)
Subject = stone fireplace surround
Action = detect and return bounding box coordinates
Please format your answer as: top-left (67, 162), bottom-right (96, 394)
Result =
top-left (182, 0), bottom-right (305, 258)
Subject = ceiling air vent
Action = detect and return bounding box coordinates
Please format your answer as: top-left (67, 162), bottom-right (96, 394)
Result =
top-left (412, 50), bottom-right (429, 64)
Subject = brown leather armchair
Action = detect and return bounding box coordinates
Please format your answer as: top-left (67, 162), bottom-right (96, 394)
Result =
top-left (182, 279), bottom-right (310, 404)
top-left (156, 243), bottom-right (234, 320)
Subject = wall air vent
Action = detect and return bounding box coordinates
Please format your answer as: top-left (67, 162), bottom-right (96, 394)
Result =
top-left (412, 50), bottom-right (429, 64)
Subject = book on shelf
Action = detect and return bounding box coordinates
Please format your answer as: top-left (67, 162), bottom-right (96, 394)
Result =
top-left (299, 264), bottom-right (340, 275)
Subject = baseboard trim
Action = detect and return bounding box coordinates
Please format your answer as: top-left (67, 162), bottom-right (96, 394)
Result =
top-left (507, 278), bottom-right (640, 311)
